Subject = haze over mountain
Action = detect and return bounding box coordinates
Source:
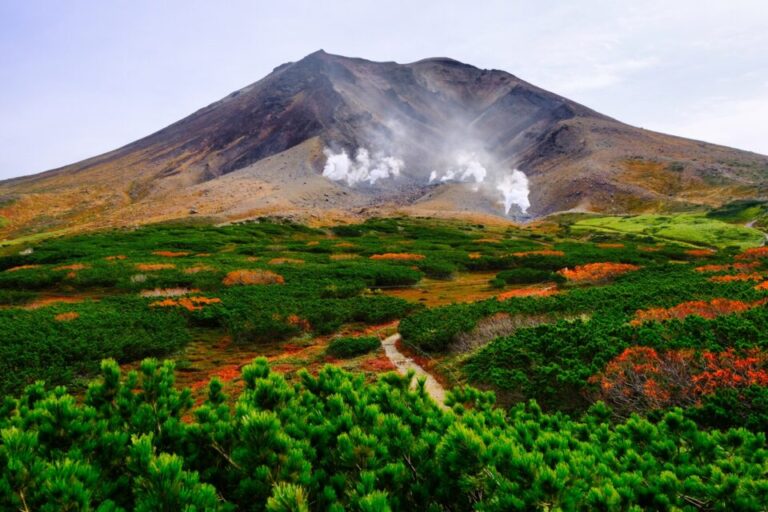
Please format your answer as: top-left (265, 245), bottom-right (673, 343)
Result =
top-left (1, 50), bottom-right (767, 238)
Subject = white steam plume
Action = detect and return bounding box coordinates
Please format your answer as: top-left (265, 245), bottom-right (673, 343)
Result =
top-left (496, 170), bottom-right (530, 214)
top-left (430, 151), bottom-right (530, 215)
top-left (322, 147), bottom-right (403, 186)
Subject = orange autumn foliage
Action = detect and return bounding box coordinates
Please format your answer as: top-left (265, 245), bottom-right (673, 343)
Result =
top-left (105, 255), bottom-right (127, 261)
top-left (709, 273), bottom-right (763, 283)
top-left (54, 312), bottom-right (79, 322)
top-left (135, 263), bottom-right (176, 271)
top-left (183, 265), bottom-right (216, 274)
top-left (755, 281), bottom-right (768, 291)
top-left (222, 269), bottom-right (284, 286)
top-left (53, 263), bottom-right (89, 271)
top-left (5, 265), bottom-right (40, 272)
top-left (736, 246), bottom-right (768, 260)
top-left (693, 349), bottom-right (768, 395)
top-left (286, 314), bottom-right (311, 331)
top-left (695, 262), bottom-right (759, 273)
top-left (511, 249), bottom-right (565, 257)
top-left (631, 297), bottom-right (763, 325)
top-left (153, 251), bottom-right (189, 257)
top-left (360, 354), bottom-right (397, 372)
top-left (558, 262), bottom-right (640, 282)
top-left (597, 243), bottom-right (624, 249)
top-left (685, 249), bottom-right (716, 257)
top-left (150, 296), bottom-right (222, 311)
top-left (269, 258), bottom-right (305, 265)
top-left (329, 254), bottom-right (359, 261)
top-left (369, 253), bottom-right (425, 261)
top-left (592, 346), bottom-right (768, 414)
top-left (467, 252), bottom-right (483, 260)
top-left (496, 286), bottom-right (558, 301)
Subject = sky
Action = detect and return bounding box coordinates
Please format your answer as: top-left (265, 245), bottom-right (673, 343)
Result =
top-left (1, 0), bottom-right (767, 180)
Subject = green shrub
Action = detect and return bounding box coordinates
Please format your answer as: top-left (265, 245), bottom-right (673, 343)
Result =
top-left (326, 336), bottom-right (380, 358)
top-left (496, 268), bottom-right (565, 285)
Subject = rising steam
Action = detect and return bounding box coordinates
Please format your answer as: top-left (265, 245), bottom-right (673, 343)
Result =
top-left (428, 151), bottom-right (530, 214)
top-left (322, 146), bottom-right (530, 216)
top-left (322, 148), bottom-right (403, 186)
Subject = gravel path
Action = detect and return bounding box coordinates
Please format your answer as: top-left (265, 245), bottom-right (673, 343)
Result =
top-left (381, 333), bottom-right (447, 408)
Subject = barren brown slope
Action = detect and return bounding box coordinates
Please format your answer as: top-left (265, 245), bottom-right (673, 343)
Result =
top-left (1, 50), bottom-right (767, 239)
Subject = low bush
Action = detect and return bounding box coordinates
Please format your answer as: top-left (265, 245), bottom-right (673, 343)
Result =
top-left (326, 336), bottom-right (380, 358)
top-left (496, 268), bottom-right (565, 285)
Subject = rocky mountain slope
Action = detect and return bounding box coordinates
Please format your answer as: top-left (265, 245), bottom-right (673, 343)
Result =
top-left (1, 50), bottom-right (767, 238)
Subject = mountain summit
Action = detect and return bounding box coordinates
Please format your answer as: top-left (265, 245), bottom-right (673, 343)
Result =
top-left (1, 51), bottom-right (767, 236)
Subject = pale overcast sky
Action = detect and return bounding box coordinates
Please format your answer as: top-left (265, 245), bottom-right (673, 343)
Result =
top-left (1, 0), bottom-right (767, 180)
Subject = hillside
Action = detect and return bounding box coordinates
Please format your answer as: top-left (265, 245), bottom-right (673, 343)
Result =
top-left (1, 50), bottom-right (767, 240)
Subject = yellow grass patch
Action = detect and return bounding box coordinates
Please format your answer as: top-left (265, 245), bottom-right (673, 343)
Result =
top-left (370, 253), bottom-right (425, 261)
top-left (183, 265), bottom-right (216, 274)
top-left (140, 288), bottom-right (201, 298)
top-left (135, 263), bottom-right (176, 271)
top-left (53, 263), bottom-right (89, 271)
top-left (150, 296), bottom-right (222, 311)
top-left (511, 250), bottom-right (565, 257)
top-left (153, 251), bottom-right (190, 257)
top-left (54, 312), bottom-right (79, 322)
top-left (6, 264), bottom-right (40, 272)
top-left (222, 269), bottom-right (285, 286)
top-left (269, 258), bottom-right (305, 265)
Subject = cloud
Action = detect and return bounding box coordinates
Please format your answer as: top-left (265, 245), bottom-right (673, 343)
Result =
top-left (654, 89), bottom-right (768, 155)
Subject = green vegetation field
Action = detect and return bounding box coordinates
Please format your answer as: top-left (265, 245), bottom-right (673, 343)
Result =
top-left (571, 213), bottom-right (765, 249)
top-left (2, 214), bottom-right (768, 509)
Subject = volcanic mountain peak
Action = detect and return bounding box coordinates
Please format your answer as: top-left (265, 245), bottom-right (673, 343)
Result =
top-left (1, 52), bottom-right (767, 238)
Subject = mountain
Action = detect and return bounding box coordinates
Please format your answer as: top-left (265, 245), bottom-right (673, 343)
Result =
top-left (2, 50), bottom-right (767, 238)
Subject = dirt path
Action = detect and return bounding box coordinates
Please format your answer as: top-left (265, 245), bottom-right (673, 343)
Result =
top-left (381, 333), bottom-right (447, 409)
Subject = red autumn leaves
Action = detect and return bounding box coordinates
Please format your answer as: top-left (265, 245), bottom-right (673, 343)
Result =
top-left (592, 346), bottom-right (768, 414)
top-left (558, 262), bottom-right (640, 283)
top-left (631, 298), bottom-right (766, 326)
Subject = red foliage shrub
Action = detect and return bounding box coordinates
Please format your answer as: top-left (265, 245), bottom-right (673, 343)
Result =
top-left (592, 346), bottom-right (768, 414)
top-left (631, 298), bottom-right (762, 325)
top-left (695, 262), bottom-right (759, 273)
top-left (558, 262), bottom-right (640, 282)
top-left (685, 249), bottom-right (716, 257)
top-left (693, 349), bottom-right (768, 395)
top-left (736, 247), bottom-right (768, 260)
top-left (597, 243), bottom-right (624, 249)
top-left (360, 354), bottom-right (397, 372)
top-left (709, 273), bottom-right (763, 283)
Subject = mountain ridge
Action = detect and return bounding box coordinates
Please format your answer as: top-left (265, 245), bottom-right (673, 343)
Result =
top-left (1, 50), bottom-right (767, 239)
